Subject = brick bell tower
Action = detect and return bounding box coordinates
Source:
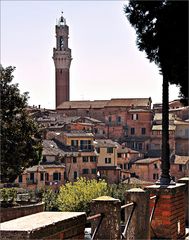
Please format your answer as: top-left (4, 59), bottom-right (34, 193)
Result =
top-left (53, 12), bottom-right (72, 108)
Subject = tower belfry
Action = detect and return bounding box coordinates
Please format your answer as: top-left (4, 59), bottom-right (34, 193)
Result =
top-left (53, 12), bottom-right (72, 108)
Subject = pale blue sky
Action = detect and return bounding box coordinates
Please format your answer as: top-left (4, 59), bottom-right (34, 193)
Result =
top-left (1, 1), bottom-right (180, 109)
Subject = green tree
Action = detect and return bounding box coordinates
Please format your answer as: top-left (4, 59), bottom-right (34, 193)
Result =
top-left (42, 188), bottom-right (58, 211)
top-left (108, 183), bottom-right (137, 204)
top-left (125, 1), bottom-right (188, 185)
top-left (0, 66), bottom-right (42, 183)
top-left (57, 177), bottom-right (108, 213)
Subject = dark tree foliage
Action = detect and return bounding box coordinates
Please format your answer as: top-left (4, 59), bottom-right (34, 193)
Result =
top-left (125, 1), bottom-right (188, 184)
top-left (125, 1), bottom-right (188, 103)
top-left (0, 66), bottom-right (42, 183)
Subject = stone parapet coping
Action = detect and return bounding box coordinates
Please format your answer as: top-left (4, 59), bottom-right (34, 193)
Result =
top-left (0, 212), bottom-right (86, 239)
top-left (145, 183), bottom-right (186, 195)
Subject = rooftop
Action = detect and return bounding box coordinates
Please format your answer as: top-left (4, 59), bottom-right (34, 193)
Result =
top-left (133, 158), bottom-right (160, 164)
top-left (57, 98), bottom-right (151, 109)
top-left (63, 132), bottom-right (94, 137)
top-left (95, 139), bottom-right (118, 148)
top-left (174, 155), bottom-right (189, 165)
top-left (152, 125), bottom-right (176, 131)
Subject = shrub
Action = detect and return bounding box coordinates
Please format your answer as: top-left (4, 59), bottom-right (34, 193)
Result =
top-left (0, 188), bottom-right (17, 203)
top-left (42, 188), bottom-right (58, 211)
top-left (108, 183), bottom-right (138, 204)
top-left (57, 177), bottom-right (108, 213)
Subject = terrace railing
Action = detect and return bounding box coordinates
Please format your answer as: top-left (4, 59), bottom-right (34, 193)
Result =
top-left (121, 201), bottom-right (136, 239)
top-left (87, 213), bottom-right (104, 240)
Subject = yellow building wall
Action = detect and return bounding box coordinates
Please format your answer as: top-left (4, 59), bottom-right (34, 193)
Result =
top-left (97, 147), bottom-right (117, 166)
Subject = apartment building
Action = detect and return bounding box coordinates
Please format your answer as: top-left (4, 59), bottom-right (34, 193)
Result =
top-left (94, 139), bottom-right (121, 184)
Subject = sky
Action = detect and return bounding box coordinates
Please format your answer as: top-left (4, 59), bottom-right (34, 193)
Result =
top-left (1, 0), bottom-right (180, 109)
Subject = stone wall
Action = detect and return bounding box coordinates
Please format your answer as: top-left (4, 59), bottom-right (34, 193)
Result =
top-left (0, 212), bottom-right (86, 240)
top-left (0, 202), bottom-right (44, 223)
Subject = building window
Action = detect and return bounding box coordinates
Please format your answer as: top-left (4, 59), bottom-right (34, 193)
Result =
top-left (30, 172), bottom-right (34, 181)
top-left (141, 128), bottom-right (146, 135)
top-left (90, 156), bottom-right (97, 162)
top-left (71, 140), bottom-right (78, 147)
top-left (124, 163), bottom-right (128, 170)
top-left (117, 153), bottom-right (122, 158)
top-left (96, 147), bottom-right (100, 153)
top-left (120, 164), bottom-right (123, 169)
top-left (80, 140), bottom-right (92, 150)
top-left (107, 147), bottom-right (113, 153)
top-left (132, 114), bottom-right (138, 120)
top-left (154, 163), bottom-right (158, 169)
top-left (131, 128), bottom-right (135, 135)
top-left (108, 116), bottom-right (112, 122)
top-left (42, 156), bottom-right (47, 163)
top-left (91, 169), bottom-right (97, 174)
top-left (105, 158), bottom-right (111, 164)
top-left (53, 172), bottom-right (61, 181)
top-left (153, 173), bottom-right (159, 180)
top-left (40, 173), bottom-right (44, 181)
top-left (94, 128), bottom-right (98, 134)
top-left (73, 157), bottom-right (77, 163)
top-left (18, 175), bottom-right (22, 183)
top-left (82, 169), bottom-right (89, 174)
top-left (74, 171), bottom-right (77, 179)
top-left (117, 116), bottom-right (121, 124)
top-left (138, 143), bottom-right (143, 150)
top-left (179, 164), bottom-right (182, 171)
top-left (45, 173), bottom-right (49, 181)
top-left (83, 156), bottom-right (89, 162)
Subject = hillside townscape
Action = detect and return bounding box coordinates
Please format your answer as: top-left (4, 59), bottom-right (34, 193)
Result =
top-left (1, 1), bottom-right (188, 239)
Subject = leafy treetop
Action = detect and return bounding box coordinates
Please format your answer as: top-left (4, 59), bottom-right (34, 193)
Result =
top-left (0, 66), bottom-right (42, 183)
top-left (125, 1), bottom-right (188, 103)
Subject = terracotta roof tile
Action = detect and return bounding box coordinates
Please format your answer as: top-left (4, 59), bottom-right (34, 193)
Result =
top-left (57, 98), bottom-right (151, 109)
top-left (133, 158), bottom-right (160, 164)
top-left (174, 155), bottom-right (189, 165)
top-left (57, 100), bottom-right (108, 109)
top-left (105, 98), bottom-right (151, 107)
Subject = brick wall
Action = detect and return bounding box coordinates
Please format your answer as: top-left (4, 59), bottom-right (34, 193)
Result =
top-left (0, 202), bottom-right (44, 223)
top-left (0, 212), bottom-right (86, 240)
top-left (146, 184), bottom-right (186, 239)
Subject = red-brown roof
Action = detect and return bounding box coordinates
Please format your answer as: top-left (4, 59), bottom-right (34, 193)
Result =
top-left (57, 98), bottom-right (151, 109)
